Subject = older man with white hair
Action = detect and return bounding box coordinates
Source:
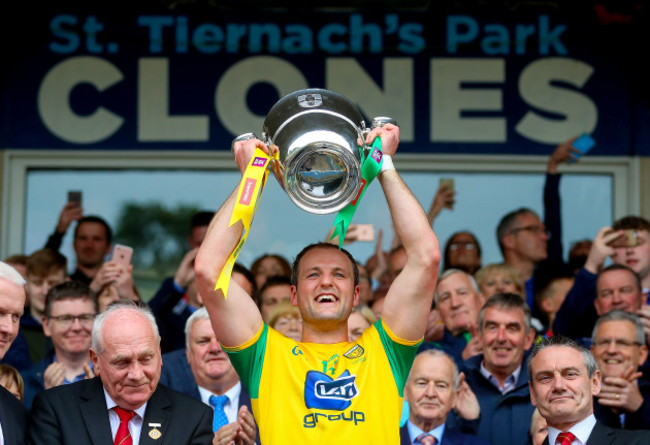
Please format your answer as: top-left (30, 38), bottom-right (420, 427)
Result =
top-left (0, 261), bottom-right (29, 445)
top-left (29, 301), bottom-right (216, 445)
top-left (401, 349), bottom-right (488, 445)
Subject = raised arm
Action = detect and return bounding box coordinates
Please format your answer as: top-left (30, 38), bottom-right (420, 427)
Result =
top-left (194, 139), bottom-right (266, 348)
top-left (368, 125), bottom-right (441, 341)
top-left (544, 136), bottom-right (581, 262)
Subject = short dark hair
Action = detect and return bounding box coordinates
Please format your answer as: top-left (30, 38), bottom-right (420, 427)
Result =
top-left (74, 216), bottom-right (113, 245)
top-left (4, 254), bottom-right (28, 267)
top-left (496, 208), bottom-right (537, 254)
top-left (233, 262), bottom-right (257, 294)
top-left (527, 335), bottom-right (598, 379)
top-left (598, 264), bottom-right (642, 294)
top-left (26, 249), bottom-right (67, 278)
top-left (291, 243), bottom-right (359, 287)
top-left (44, 281), bottom-right (97, 317)
top-left (612, 216), bottom-right (650, 232)
top-left (259, 275), bottom-right (292, 299)
top-left (478, 292), bottom-right (532, 332)
top-left (190, 211), bottom-right (215, 230)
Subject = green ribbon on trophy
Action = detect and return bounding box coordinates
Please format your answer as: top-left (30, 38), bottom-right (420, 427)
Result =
top-left (330, 137), bottom-right (384, 249)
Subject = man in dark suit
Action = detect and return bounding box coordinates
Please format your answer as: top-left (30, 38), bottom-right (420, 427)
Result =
top-left (29, 301), bottom-right (220, 444)
top-left (159, 307), bottom-right (257, 444)
top-left (0, 262), bottom-right (29, 445)
top-left (400, 349), bottom-right (490, 445)
top-left (528, 335), bottom-right (650, 445)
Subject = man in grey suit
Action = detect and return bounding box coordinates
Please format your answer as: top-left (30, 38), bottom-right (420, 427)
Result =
top-left (0, 262), bottom-right (29, 445)
top-left (159, 307), bottom-right (257, 444)
top-left (29, 301), bottom-right (217, 444)
top-left (528, 335), bottom-right (650, 445)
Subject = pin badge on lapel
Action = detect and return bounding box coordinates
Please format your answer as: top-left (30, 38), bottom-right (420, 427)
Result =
top-left (148, 423), bottom-right (162, 440)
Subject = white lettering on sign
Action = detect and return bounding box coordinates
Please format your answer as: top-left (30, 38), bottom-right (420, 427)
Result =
top-left (139, 58), bottom-right (209, 142)
top-left (431, 58), bottom-right (506, 142)
top-left (35, 55), bottom-right (596, 146)
top-left (37, 56), bottom-right (124, 144)
top-left (516, 57), bottom-right (597, 144)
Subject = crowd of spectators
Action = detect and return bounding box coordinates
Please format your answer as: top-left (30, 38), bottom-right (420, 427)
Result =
top-left (1, 134), bottom-right (650, 444)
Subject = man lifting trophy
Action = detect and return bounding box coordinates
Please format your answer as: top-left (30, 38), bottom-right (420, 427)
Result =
top-left (195, 87), bottom-right (441, 444)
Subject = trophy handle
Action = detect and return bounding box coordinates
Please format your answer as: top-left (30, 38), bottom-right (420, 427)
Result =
top-left (371, 117), bottom-right (398, 128)
top-left (360, 117), bottom-right (398, 156)
top-left (231, 133), bottom-right (258, 153)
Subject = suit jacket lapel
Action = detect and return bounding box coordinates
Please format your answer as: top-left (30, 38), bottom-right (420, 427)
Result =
top-left (0, 389), bottom-right (15, 445)
top-left (80, 377), bottom-right (114, 445)
top-left (238, 387), bottom-right (253, 413)
top-left (585, 421), bottom-right (615, 445)
top-left (139, 386), bottom-right (172, 445)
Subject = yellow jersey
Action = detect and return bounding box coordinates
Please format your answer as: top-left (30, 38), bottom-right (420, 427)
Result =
top-left (224, 319), bottom-right (420, 444)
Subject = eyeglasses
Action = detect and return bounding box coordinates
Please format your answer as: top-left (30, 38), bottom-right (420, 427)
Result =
top-left (49, 313), bottom-right (95, 327)
top-left (449, 242), bottom-right (476, 251)
top-left (509, 225), bottom-right (550, 237)
top-left (593, 338), bottom-right (642, 348)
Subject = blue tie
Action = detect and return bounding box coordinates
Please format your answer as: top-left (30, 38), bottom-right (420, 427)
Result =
top-left (209, 394), bottom-right (230, 433)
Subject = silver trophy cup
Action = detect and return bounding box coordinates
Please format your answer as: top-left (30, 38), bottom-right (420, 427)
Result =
top-left (234, 88), bottom-right (394, 214)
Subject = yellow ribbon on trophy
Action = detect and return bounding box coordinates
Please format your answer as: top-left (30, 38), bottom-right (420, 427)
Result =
top-left (215, 147), bottom-right (276, 298)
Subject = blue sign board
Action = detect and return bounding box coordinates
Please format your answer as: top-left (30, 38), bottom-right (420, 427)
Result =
top-left (2, 4), bottom-right (648, 155)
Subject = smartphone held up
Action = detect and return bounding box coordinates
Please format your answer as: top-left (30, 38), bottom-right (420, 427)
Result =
top-left (607, 230), bottom-right (640, 248)
top-left (112, 244), bottom-right (133, 268)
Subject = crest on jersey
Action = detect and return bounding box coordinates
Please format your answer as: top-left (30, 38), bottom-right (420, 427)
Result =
top-left (343, 344), bottom-right (365, 359)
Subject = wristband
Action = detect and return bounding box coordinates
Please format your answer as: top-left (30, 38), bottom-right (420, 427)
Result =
top-left (380, 154), bottom-right (395, 173)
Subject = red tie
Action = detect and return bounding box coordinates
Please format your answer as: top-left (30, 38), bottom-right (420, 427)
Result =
top-left (557, 432), bottom-right (576, 445)
top-left (113, 407), bottom-right (136, 445)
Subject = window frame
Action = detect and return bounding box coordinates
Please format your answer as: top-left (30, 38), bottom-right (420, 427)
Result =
top-left (1, 149), bottom-right (640, 258)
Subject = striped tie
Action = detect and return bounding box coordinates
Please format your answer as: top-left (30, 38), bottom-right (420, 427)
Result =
top-left (557, 432), bottom-right (576, 445)
top-left (415, 433), bottom-right (437, 445)
top-left (113, 407), bottom-right (136, 445)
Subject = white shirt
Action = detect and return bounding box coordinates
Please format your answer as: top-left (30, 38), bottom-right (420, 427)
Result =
top-left (103, 388), bottom-right (148, 445)
top-left (547, 413), bottom-right (597, 445)
top-left (198, 381), bottom-right (242, 424)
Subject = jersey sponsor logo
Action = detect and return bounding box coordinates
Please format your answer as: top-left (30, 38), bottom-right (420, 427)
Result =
top-left (303, 410), bottom-right (365, 428)
top-left (292, 346), bottom-right (303, 355)
top-left (304, 370), bottom-right (359, 410)
top-left (343, 344), bottom-right (364, 359)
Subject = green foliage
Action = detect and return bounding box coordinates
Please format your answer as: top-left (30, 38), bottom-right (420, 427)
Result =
top-left (114, 201), bottom-right (201, 278)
